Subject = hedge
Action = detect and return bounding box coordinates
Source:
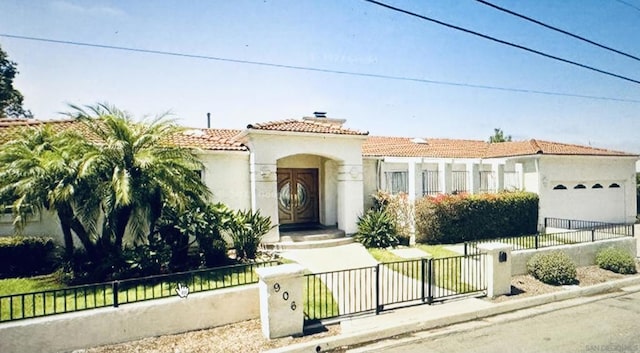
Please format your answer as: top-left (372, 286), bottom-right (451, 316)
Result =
top-left (0, 236), bottom-right (59, 278)
top-left (415, 191), bottom-right (538, 244)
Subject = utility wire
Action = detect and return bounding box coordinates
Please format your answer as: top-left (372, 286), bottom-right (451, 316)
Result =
top-left (1, 33), bottom-right (639, 104)
top-left (476, 0), bottom-right (640, 62)
top-left (614, 0), bottom-right (640, 14)
top-left (362, 0), bottom-right (640, 86)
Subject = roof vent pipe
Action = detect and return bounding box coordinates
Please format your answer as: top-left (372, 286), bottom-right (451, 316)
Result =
top-left (207, 112), bottom-right (211, 128)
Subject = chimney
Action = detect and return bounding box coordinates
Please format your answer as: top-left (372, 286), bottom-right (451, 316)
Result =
top-left (207, 112), bottom-right (211, 128)
top-left (303, 112), bottom-right (346, 126)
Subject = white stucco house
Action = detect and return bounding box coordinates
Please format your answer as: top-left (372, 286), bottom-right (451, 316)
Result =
top-left (0, 114), bottom-right (637, 244)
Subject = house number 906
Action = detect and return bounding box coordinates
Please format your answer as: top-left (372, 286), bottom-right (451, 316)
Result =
top-left (282, 291), bottom-right (289, 301)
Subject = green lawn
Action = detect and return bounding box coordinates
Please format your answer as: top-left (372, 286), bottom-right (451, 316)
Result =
top-left (303, 273), bottom-right (339, 321)
top-left (0, 264), bottom-right (274, 322)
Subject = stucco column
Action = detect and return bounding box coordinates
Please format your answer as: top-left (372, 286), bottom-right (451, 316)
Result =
top-left (439, 161), bottom-right (452, 194)
top-left (255, 264), bottom-right (305, 339)
top-left (407, 161), bottom-right (416, 201)
top-left (250, 161), bottom-right (279, 243)
top-left (337, 163), bottom-right (364, 234)
top-left (493, 163), bottom-right (504, 192)
top-left (477, 242), bottom-right (513, 298)
top-left (467, 162), bottom-right (479, 194)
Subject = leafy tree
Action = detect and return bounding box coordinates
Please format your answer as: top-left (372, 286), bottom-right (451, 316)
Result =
top-left (0, 45), bottom-right (31, 118)
top-left (0, 103), bottom-right (212, 279)
top-left (0, 125), bottom-right (93, 258)
top-left (488, 128), bottom-right (512, 143)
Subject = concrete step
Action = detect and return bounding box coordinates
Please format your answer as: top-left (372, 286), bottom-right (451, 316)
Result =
top-left (274, 236), bottom-right (355, 250)
top-left (267, 229), bottom-right (355, 250)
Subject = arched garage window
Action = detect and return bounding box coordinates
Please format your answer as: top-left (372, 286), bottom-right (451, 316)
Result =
top-left (553, 184), bottom-right (567, 190)
top-left (573, 184), bottom-right (586, 189)
top-left (609, 183), bottom-right (620, 188)
top-left (592, 184), bottom-right (603, 189)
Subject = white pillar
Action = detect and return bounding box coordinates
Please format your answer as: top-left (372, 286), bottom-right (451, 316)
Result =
top-left (492, 163), bottom-right (504, 192)
top-left (337, 163), bottom-right (364, 234)
top-left (467, 162), bottom-right (479, 194)
top-left (408, 161), bottom-right (416, 201)
top-left (255, 264), bottom-right (305, 339)
top-left (477, 242), bottom-right (513, 298)
top-left (439, 161), bottom-right (452, 194)
top-left (251, 162), bottom-right (279, 243)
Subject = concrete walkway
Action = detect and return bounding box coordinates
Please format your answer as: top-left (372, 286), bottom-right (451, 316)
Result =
top-left (280, 243), bottom-right (378, 273)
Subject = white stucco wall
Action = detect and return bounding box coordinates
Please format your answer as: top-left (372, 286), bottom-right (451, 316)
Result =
top-left (0, 210), bottom-right (61, 240)
top-left (0, 285), bottom-right (259, 353)
top-left (536, 155), bottom-right (637, 225)
top-left (511, 237), bottom-right (636, 276)
top-left (362, 158), bottom-right (379, 210)
top-left (199, 151), bottom-right (251, 211)
top-left (243, 131), bottom-right (366, 239)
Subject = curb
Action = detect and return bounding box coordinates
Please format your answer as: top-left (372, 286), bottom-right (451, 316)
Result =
top-left (264, 275), bottom-right (640, 353)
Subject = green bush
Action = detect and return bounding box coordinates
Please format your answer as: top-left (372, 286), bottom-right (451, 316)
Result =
top-left (228, 209), bottom-right (275, 260)
top-left (527, 251), bottom-right (577, 285)
top-left (415, 191), bottom-right (538, 244)
top-left (372, 191), bottom-right (413, 246)
top-left (355, 209), bottom-right (399, 248)
top-left (596, 247), bottom-right (637, 274)
top-left (0, 236), bottom-right (59, 278)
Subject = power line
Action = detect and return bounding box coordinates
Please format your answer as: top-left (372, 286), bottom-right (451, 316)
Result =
top-left (614, 0), bottom-right (640, 14)
top-left (1, 33), bottom-right (639, 104)
top-left (475, 0), bottom-right (640, 62)
top-left (362, 0), bottom-right (640, 86)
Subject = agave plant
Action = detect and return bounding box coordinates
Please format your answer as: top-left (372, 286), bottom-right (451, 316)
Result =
top-left (355, 209), bottom-right (399, 248)
top-left (227, 209), bottom-right (275, 260)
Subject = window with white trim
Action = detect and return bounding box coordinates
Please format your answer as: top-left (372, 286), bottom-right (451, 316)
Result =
top-left (384, 171), bottom-right (408, 194)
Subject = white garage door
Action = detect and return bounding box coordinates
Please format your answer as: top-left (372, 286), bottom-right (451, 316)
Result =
top-left (543, 182), bottom-right (626, 223)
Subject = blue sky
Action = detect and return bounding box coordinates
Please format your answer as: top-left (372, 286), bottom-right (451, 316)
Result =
top-left (1, 0), bottom-right (639, 153)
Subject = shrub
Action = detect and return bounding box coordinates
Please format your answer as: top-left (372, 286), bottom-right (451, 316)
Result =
top-left (596, 247), bottom-right (637, 274)
top-left (228, 209), bottom-right (275, 260)
top-left (415, 191), bottom-right (538, 244)
top-left (355, 209), bottom-right (399, 248)
top-left (527, 251), bottom-right (577, 285)
top-left (0, 236), bottom-right (59, 278)
top-left (372, 191), bottom-right (413, 245)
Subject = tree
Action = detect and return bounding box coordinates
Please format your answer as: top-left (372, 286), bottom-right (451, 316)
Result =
top-left (0, 103), bottom-right (212, 278)
top-left (0, 125), bottom-right (93, 258)
top-left (0, 45), bottom-right (31, 119)
top-left (67, 103), bottom-right (211, 259)
top-left (489, 128), bottom-right (512, 143)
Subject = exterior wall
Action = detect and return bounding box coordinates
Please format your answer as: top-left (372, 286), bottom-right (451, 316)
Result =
top-left (0, 210), bottom-right (60, 240)
top-left (362, 158), bottom-right (378, 210)
top-left (511, 237), bottom-right (636, 276)
top-left (0, 285), bottom-right (259, 353)
top-left (536, 155), bottom-right (637, 225)
top-left (199, 151), bottom-right (251, 211)
top-left (244, 132), bottom-right (366, 240)
top-left (521, 158), bottom-right (540, 194)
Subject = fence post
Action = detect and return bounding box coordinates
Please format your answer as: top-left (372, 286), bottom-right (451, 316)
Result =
top-left (427, 259), bottom-right (433, 304)
top-left (477, 243), bottom-right (513, 298)
top-left (112, 281), bottom-right (119, 308)
top-left (535, 233), bottom-right (539, 249)
top-left (568, 219), bottom-right (572, 229)
top-left (591, 228), bottom-right (595, 242)
top-left (421, 258), bottom-right (426, 302)
top-left (463, 243), bottom-right (468, 256)
top-left (544, 217), bottom-right (548, 229)
top-left (375, 264), bottom-right (381, 315)
top-left (255, 264), bottom-right (305, 339)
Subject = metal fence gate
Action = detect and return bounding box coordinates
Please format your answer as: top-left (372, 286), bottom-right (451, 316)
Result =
top-left (303, 254), bottom-right (487, 324)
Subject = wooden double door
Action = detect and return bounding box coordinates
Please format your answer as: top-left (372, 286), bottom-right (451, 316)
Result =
top-left (277, 168), bottom-right (319, 225)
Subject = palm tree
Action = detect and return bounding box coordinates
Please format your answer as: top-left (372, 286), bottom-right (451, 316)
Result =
top-left (0, 125), bottom-right (94, 258)
top-left (68, 103), bottom-right (211, 257)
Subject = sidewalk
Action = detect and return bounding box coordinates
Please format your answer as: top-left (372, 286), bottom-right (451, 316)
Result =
top-left (265, 275), bottom-right (640, 353)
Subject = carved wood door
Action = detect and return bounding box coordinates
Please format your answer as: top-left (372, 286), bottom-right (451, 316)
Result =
top-left (277, 168), bottom-right (319, 225)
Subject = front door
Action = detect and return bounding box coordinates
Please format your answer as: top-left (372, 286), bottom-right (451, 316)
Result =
top-left (277, 168), bottom-right (319, 225)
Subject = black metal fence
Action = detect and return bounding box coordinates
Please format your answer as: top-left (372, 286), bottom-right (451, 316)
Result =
top-left (0, 261), bottom-right (280, 323)
top-left (303, 254), bottom-right (486, 324)
top-left (464, 218), bottom-right (634, 255)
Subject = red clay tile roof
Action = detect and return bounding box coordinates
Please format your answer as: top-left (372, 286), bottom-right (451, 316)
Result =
top-left (0, 119), bottom-right (634, 157)
top-left (362, 137), bottom-right (636, 158)
top-left (0, 119), bottom-right (247, 151)
top-left (247, 119), bottom-right (368, 135)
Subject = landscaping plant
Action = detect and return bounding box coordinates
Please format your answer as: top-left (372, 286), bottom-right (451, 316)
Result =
top-left (228, 209), bottom-right (274, 260)
top-left (527, 251), bottom-right (577, 285)
top-left (355, 209), bottom-right (399, 248)
top-left (596, 247), bottom-right (637, 274)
